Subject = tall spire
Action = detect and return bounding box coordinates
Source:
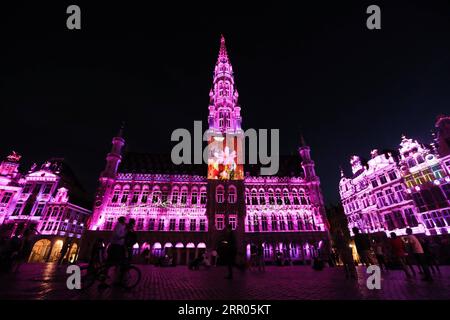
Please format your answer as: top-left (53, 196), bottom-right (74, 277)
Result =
top-left (208, 35), bottom-right (242, 133)
top-left (218, 34), bottom-right (229, 63)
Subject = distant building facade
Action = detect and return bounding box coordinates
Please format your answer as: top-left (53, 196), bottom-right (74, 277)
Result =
top-left (83, 36), bottom-right (329, 265)
top-left (339, 116), bottom-right (450, 237)
top-left (0, 154), bottom-right (92, 263)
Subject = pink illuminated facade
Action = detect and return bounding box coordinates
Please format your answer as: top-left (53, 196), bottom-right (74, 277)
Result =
top-left (84, 36), bottom-right (329, 265)
top-left (339, 116), bottom-right (450, 237)
top-left (0, 154), bottom-right (92, 263)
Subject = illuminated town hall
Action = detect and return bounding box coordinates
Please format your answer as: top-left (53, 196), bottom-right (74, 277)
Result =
top-left (83, 36), bottom-right (330, 265)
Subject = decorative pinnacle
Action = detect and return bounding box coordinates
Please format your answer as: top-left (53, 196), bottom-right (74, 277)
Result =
top-left (218, 34), bottom-right (229, 62)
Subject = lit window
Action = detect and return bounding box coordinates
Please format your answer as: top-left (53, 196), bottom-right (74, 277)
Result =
top-left (158, 219), bottom-right (165, 231)
top-left (141, 190), bottom-right (149, 203)
top-left (228, 216), bottom-right (237, 230)
top-left (34, 203), bottom-right (45, 216)
top-left (172, 189), bottom-right (179, 204)
top-left (191, 190), bottom-right (198, 205)
top-left (12, 203), bottom-right (23, 216)
top-left (180, 189), bottom-right (188, 204)
top-left (169, 219), bottom-right (176, 231)
top-left (261, 216), bottom-right (268, 231)
top-left (200, 219), bottom-right (206, 231)
top-left (148, 218), bottom-right (155, 231)
top-left (216, 216), bottom-right (224, 230)
top-left (259, 190), bottom-right (266, 205)
top-left (283, 190), bottom-right (291, 205)
top-left (43, 184), bottom-right (53, 194)
top-left (179, 219), bottom-right (186, 231)
top-left (190, 219), bottom-right (196, 231)
top-left (131, 190), bottom-right (140, 203)
top-left (200, 190), bottom-right (207, 205)
top-left (228, 186), bottom-right (237, 203)
top-left (276, 190), bottom-right (282, 205)
top-left (271, 214), bottom-right (278, 231)
top-left (1, 192), bottom-right (13, 204)
top-left (111, 189), bottom-right (120, 203)
top-left (216, 185), bottom-right (224, 203)
top-left (152, 190), bottom-right (161, 203)
top-left (121, 189), bottom-right (129, 203)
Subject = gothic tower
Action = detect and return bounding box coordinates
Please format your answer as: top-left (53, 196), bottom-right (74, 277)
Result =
top-left (89, 125), bottom-right (126, 230)
top-left (206, 35), bottom-right (246, 261)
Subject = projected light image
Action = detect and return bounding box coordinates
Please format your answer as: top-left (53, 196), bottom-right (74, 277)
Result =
top-left (207, 136), bottom-right (243, 180)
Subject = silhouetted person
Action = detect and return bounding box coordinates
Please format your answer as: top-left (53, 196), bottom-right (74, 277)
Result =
top-left (423, 238), bottom-right (441, 274)
top-left (334, 229), bottom-right (356, 279)
top-left (389, 232), bottom-right (412, 278)
top-left (224, 224), bottom-right (237, 279)
top-left (257, 243), bottom-right (265, 272)
top-left (125, 219), bottom-right (137, 263)
top-left (352, 227), bottom-right (376, 266)
top-left (108, 216), bottom-right (127, 265)
top-left (405, 228), bottom-right (432, 281)
top-left (374, 240), bottom-right (388, 271)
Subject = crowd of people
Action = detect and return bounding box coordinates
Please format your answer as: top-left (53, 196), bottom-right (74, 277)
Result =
top-left (333, 226), bottom-right (444, 282)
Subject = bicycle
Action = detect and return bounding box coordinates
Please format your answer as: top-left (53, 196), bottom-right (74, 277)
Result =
top-left (82, 260), bottom-right (141, 290)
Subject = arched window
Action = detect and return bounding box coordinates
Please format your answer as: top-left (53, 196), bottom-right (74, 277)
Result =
top-left (200, 187), bottom-right (207, 205)
top-left (297, 214), bottom-right (304, 230)
top-left (180, 186), bottom-right (188, 204)
top-left (131, 186), bottom-right (140, 204)
top-left (191, 187), bottom-right (198, 205)
top-left (271, 214), bottom-right (278, 231)
top-left (251, 189), bottom-right (258, 205)
top-left (287, 214), bottom-right (294, 230)
top-left (228, 185), bottom-right (237, 203)
top-left (275, 189), bottom-right (282, 205)
top-left (121, 186), bottom-right (130, 203)
top-left (111, 185), bottom-right (121, 203)
top-left (216, 185), bottom-right (224, 203)
top-left (268, 189), bottom-right (275, 205)
top-left (219, 111), bottom-right (224, 128)
top-left (299, 190), bottom-right (309, 205)
top-left (283, 189), bottom-right (291, 205)
top-left (171, 187), bottom-right (179, 204)
top-left (259, 189), bottom-right (266, 205)
top-left (279, 215), bottom-right (286, 230)
top-left (141, 186), bottom-right (149, 203)
top-left (292, 189), bottom-right (300, 205)
top-left (245, 189), bottom-right (250, 205)
top-left (152, 187), bottom-right (161, 204)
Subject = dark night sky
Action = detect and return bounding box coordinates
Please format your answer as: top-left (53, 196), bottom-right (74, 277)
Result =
top-left (1, 1), bottom-right (450, 204)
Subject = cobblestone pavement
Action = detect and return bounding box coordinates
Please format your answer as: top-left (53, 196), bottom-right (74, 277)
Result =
top-left (0, 263), bottom-right (449, 300)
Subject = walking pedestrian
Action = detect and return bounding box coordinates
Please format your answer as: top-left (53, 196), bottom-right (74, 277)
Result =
top-left (405, 228), bottom-right (432, 281)
top-left (389, 232), bottom-right (412, 279)
top-left (374, 240), bottom-right (388, 271)
top-left (334, 229), bottom-right (356, 279)
top-left (125, 218), bottom-right (137, 263)
top-left (224, 224), bottom-right (237, 279)
top-left (257, 243), bottom-right (265, 272)
top-left (352, 227), bottom-right (377, 266)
